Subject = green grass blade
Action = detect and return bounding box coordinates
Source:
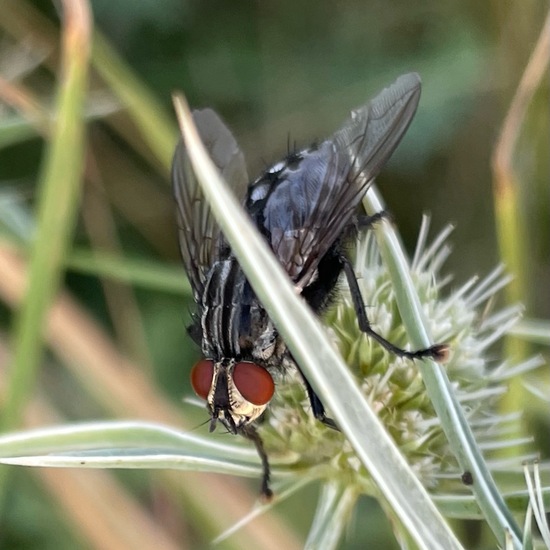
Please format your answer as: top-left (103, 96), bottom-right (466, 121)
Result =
top-left (65, 250), bottom-right (191, 295)
top-left (0, 240), bottom-right (190, 296)
top-left (0, 421), bottom-right (269, 479)
top-left (0, 116), bottom-right (39, 149)
top-left (508, 319), bottom-right (550, 345)
top-left (1, 3), bottom-right (92, 431)
top-left (0, 191), bottom-right (190, 295)
top-left (0, 97), bottom-right (121, 150)
top-left (434, 487), bottom-right (550, 519)
top-left (91, 32), bottom-right (178, 172)
top-left (363, 188), bottom-right (523, 548)
top-left (305, 483), bottom-right (357, 550)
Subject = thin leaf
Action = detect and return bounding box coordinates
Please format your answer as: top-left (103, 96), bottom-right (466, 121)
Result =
top-left (508, 319), bottom-right (550, 346)
top-left (433, 486), bottom-right (550, 519)
top-left (65, 250), bottom-right (191, 295)
top-left (522, 504), bottom-right (534, 550)
top-left (363, 188), bottom-right (523, 549)
top-left (92, 32), bottom-right (178, 173)
top-left (524, 463), bottom-right (550, 547)
top-left (0, 197), bottom-right (191, 295)
top-left (1, 2), bottom-right (92, 431)
top-left (213, 476), bottom-right (314, 545)
top-left (0, 421), bottom-right (280, 479)
top-left (305, 483), bottom-right (357, 550)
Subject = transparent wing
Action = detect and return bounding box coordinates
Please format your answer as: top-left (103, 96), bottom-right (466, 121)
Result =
top-left (172, 108), bottom-right (249, 300)
top-left (263, 73), bottom-right (422, 289)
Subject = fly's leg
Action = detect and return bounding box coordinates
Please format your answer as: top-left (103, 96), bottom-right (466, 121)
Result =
top-left (240, 424), bottom-right (273, 500)
top-left (356, 209), bottom-right (393, 230)
top-left (300, 372), bottom-right (338, 430)
top-left (340, 254), bottom-right (448, 361)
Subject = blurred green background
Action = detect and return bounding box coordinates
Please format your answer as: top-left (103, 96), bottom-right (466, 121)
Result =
top-left (0, 1), bottom-right (548, 548)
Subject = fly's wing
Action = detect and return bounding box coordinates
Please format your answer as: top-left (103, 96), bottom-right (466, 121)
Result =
top-left (264, 73), bottom-right (421, 290)
top-left (172, 108), bottom-right (249, 301)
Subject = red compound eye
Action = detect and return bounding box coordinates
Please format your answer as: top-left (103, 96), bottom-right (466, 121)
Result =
top-left (190, 359), bottom-right (214, 400)
top-left (232, 362), bottom-right (275, 406)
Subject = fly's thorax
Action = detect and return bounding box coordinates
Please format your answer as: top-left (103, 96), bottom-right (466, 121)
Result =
top-left (200, 258), bottom-right (242, 359)
top-left (200, 257), bottom-right (280, 362)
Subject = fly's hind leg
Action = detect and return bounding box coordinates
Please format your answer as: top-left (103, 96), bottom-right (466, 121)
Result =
top-left (340, 254), bottom-right (448, 361)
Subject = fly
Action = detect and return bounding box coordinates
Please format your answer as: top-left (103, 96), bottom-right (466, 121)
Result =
top-left (172, 73), bottom-right (447, 498)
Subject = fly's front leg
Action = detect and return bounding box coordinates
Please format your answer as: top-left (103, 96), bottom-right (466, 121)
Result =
top-left (239, 423), bottom-right (273, 500)
top-left (340, 254), bottom-right (448, 361)
top-left (299, 372), bottom-right (338, 430)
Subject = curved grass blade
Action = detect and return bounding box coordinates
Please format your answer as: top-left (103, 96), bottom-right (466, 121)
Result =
top-left (0, 421), bottom-right (283, 480)
top-left (1, 2), bottom-right (92, 432)
top-left (363, 188), bottom-right (523, 548)
top-left (305, 482), bottom-right (357, 550)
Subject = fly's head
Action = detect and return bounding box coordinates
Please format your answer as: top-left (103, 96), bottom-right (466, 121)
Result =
top-left (190, 358), bottom-right (275, 433)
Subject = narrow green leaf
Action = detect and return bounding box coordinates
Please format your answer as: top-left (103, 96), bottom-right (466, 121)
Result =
top-left (0, 196), bottom-right (190, 295)
top-left (92, 32), bottom-right (178, 172)
top-left (508, 319), bottom-right (550, 345)
top-left (305, 483), bottom-right (357, 550)
top-left (0, 421), bottom-right (270, 479)
top-left (522, 504), bottom-right (534, 550)
top-left (363, 189), bottom-right (523, 548)
top-left (0, 116), bottom-right (38, 148)
top-left (0, 96), bottom-right (121, 150)
top-left (65, 250), bottom-right (191, 295)
top-left (2, 4), bottom-right (92, 431)
top-left (433, 487), bottom-right (550, 519)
